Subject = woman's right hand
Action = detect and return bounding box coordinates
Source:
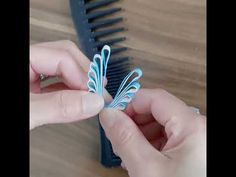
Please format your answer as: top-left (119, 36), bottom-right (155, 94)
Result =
top-left (99, 88), bottom-right (206, 177)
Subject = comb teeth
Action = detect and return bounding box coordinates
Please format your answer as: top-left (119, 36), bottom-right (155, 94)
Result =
top-left (108, 56), bottom-right (129, 64)
top-left (70, 0), bottom-right (128, 167)
top-left (86, 8), bottom-right (121, 20)
top-left (88, 17), bottom-right (123, 29)
top-left (93, 37), bottom-right (126, 48)
top-left (107, 71), bottom-right (130, 80)
top-left (107, 76), bottom-right (130, 85)
top-left (108, 58), bottom-right (130, 66)
top-left (111, 47), bottom-right (127, 54)
top-left (91, 27), bottom-right (124, 38)
top-left (85, 0), bottom-right (119, 10)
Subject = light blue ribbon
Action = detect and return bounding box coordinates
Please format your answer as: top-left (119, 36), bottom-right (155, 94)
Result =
top-left (107, 68), bottom-right (142, 110)
top-left (87, 45), bottom-right (142, 110)
top-left (87, 45), bottom-right (110, 96)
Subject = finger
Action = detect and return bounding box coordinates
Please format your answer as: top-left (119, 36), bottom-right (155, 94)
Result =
top-left (103, 88), bottom-right (113, 103)
top-left (132, 114), bottom-right (155, 125)
top-left (139, 121), bottom-right (163, 141)
top-left (130, 88), bottom-right (201, 121)
top-left (99, 108), bottom-right (167, 172)
top-left (30, 90), bottom-right (104, 129)
top-left (39, 81), bottom-right (111, 104)
top-left (121, 161), bottom-right (127, 170)
top-left (30, 45), bottom-right (88, 90)
top-left (150, 136), bottom-right (167, 150)
top-left (41, 83), bottom-right (70, 93)
top-left (34, 40), bottom-right (90, 71)
top-left (30, 78), bottom-right (41, 93)
top-left (129, 88), bottom-right (205, 150)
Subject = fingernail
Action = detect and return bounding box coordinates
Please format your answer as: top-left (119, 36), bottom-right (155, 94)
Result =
top-left (82, 93), bottom-right (104, 115)
top-left (100, 108), bottom-right (118, 128)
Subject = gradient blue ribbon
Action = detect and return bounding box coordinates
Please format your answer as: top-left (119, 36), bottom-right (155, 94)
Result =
top-left (87, 45), bottom-right (142, 110)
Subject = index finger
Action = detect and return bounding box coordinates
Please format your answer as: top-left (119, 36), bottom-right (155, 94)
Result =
top-left (128, 89), bottom-right (201, 125)
top-left (127, 88), bottom-right (205, 150)
top-left (30, 45), bottom-right (88, 90)
top-left (34, 40), bottom-right (90, 72)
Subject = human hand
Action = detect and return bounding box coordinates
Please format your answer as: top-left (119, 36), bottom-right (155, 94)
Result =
top-left (99, 89), bottom-right (206, 177)
top-left (30, 40), bottom-right (104, 130)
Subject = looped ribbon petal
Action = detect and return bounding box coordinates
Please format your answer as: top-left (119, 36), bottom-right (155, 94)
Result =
top-left (87, 45), bottom-right (110, 96)
top-left (87, 45), bottom-right (142, 110)
top-left (107, 68), bottom-right (142, 110)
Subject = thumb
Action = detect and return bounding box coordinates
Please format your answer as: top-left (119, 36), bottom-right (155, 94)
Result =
top-left (30, 90), bottom-right (104, 129)
top-left (99, 108), bottom-right (167, 172)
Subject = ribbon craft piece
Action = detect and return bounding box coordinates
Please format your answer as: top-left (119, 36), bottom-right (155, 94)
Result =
top-left (87, 45), bottom-right (142, 110)
top-left (87, 45), bottom-right (110, 96)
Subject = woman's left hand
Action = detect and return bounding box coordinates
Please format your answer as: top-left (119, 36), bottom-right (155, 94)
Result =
top-left (30, 40), bottom-right (104, 130)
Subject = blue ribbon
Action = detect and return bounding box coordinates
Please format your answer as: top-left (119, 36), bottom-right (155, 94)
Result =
top-left (87, 45), bottom-right (142, 110)
top-left (87, 45), bottom-right (110, 96)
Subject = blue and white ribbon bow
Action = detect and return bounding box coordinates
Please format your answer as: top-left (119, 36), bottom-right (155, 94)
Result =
top-left (87, 45), bottom-right (142, 110)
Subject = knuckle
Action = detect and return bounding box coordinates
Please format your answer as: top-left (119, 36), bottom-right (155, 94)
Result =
top-left (56, 52), bottom-right (75, 76)
top-left (154, 88), bottom-right (169, 97)
top-left (108, 120), bottom-right (135, 149)
top-left (154, 88), bottom-right (187, 106)
top-left (59, 51), bottom-right (77, 68)
top-left (61, 47), bottom-right (74, 59)
top-left (56, 91), bottom-right (82, 119)
top-left (63, 40), bottom-right (78, 51)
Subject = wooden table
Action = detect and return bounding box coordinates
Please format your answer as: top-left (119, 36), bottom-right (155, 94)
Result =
top-left (30, 0), bottom-right (206, 176)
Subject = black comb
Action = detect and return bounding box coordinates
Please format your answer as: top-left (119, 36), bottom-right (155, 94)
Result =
top-left (70, 0), bottom-right (130, 167)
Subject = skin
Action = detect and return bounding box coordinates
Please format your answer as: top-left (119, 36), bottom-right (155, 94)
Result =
top-left (30, 40), bottom-right (104, 129)
top-left (30, 40), bottom-right (206, 177)
top-left (100, 89), bottom-right (206, 177)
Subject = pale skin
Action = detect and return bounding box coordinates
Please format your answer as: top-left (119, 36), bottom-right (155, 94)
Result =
top-left (30, 40), bottom-right (206, 177)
